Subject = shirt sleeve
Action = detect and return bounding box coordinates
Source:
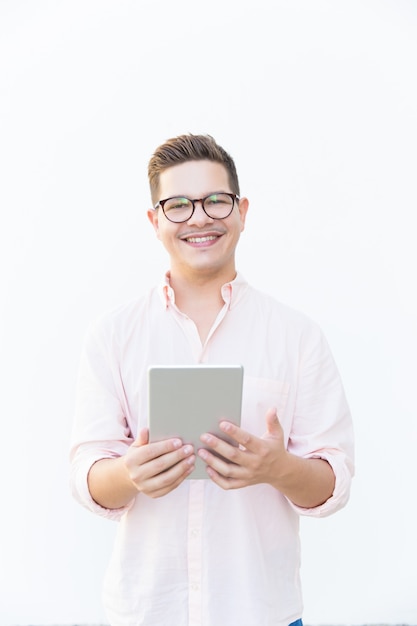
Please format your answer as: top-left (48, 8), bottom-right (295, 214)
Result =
top-left (287, 321), bottom-right (355, 517)
top-left (69, 317), bottom-right (135, 521)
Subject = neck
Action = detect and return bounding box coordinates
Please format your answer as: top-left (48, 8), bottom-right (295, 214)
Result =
top-left (170, 268), bottom-right (236, 321)
top-left (168, 268), bottom-right (236, 308)
top-left (168, 270), bottom-right (236, 344)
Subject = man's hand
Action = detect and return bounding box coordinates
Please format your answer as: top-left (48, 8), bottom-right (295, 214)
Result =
top-left (197, 407), bottom-right (287, 490)
top-left (88, 429), bottom-right (195, 508)
top-left (197, 408), bottom-right (335, 508)
top-left (123, 428), bottom-right (196, 498)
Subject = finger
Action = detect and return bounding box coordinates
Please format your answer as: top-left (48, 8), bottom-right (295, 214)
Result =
top-left (131, 435), bottom-right (184, 463)
top-left (133, 427), bottom-right (149, 447)
top-left (126, 438), bottom-right (194, 489)
top-left (264, 407), bottom-right (283, 439)
top-left (142, 454), bottom-right (196, 497)
top-left (198, 445), bottom-right (241, 474)
top-left (199, 431), bottom-right (246, 462)
top-left (201, 460), bottom-right (245, 490)
top-left (216, 421), bottom-right (258, 452)
top-left (152, 445), bottom-right (195, 475)
top-left (265, 408), bottom-right (281, 435)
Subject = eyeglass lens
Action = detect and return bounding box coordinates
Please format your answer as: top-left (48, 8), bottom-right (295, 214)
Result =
top-left (162, 193), bottom-right (235, 222)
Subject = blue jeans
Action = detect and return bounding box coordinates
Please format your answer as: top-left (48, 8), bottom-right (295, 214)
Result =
top-left (289, 621), bottom-right (303, 626)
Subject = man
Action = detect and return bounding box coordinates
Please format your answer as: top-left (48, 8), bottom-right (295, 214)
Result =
top-left (70, 134), bottom-right (354, 626)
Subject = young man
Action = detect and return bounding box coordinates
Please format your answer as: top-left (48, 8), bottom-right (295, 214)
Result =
top-left (70, 134), bottom-right (354, 626)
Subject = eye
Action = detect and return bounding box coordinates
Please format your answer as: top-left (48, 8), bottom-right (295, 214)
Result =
top-left (165, 198), bottom-right (191, 211)
top-left (205, 193), bottom-right (231, 207)
top-left (206, 194), bottom-right (222, 206)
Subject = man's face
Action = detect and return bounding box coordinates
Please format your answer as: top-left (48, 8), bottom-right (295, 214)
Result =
top-left (147, 160), bottom-right (248, 281)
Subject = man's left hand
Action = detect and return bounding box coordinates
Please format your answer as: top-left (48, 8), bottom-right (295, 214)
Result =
top-left (198, 407), bottom-right (288, 489)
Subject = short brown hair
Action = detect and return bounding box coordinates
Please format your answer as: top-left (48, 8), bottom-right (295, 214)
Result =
top-left (148, 134), bottom-right (240, 204)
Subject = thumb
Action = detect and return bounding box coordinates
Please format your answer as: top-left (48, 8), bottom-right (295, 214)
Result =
top-left (132, 427), bottom-right (149, 447)
top-left (265, 407), bottom-right (282, 438)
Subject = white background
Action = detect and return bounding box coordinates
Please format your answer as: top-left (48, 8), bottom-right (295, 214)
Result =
top-left (1, 1), bottom-right (416, 624)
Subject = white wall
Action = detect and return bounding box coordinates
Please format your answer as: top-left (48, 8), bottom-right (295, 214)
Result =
top-left (1, 1), bottom-right (416, 624)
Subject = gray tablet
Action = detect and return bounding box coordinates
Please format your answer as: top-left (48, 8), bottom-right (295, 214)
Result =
top-left (148, 364), bottom-right (244, 479)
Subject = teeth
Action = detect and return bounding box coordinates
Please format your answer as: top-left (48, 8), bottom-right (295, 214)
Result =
top-left (186, 235), bottom-right (217, 243)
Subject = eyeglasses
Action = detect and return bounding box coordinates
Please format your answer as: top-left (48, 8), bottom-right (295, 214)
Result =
top-left (154, 192), bottom-right (239, 223)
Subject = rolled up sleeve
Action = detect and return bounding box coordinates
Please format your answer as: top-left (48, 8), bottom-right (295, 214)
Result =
top-left (69, 318), bottom-right (135, 520)
top-left (287, 322), bottom-right (355, 517)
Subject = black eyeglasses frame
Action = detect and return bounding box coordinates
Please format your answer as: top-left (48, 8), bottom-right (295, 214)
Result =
top-left (153, 192), bottom-right (240, 223)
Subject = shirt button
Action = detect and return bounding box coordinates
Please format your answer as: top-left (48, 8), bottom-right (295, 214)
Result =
top-left (191, 584), bottom-right (199, 591)
top-left (191, 528), bottom-right (199, 536)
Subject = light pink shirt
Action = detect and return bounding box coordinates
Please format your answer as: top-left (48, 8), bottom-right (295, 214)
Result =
top-left (70, 273), bottom-right (354, 626)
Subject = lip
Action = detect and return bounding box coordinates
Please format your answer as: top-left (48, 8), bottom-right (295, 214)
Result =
top-left (179, 230), bottom-right (225, 246)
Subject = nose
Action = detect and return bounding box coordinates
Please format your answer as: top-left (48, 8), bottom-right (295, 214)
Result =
top-left (187, 200), bottom-right (214, 225)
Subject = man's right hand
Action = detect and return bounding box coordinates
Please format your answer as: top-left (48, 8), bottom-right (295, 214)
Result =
top-left (123, 427), bottom-right (196, 498)
top-left (87, 429), bottom-right (195, 509)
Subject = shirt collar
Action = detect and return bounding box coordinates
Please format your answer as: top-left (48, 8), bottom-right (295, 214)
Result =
top-left (158, 271), bottom-right (248, 310)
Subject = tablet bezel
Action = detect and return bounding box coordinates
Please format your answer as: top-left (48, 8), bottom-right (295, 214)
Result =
top-left (148, 364), bottom-right (244, 479)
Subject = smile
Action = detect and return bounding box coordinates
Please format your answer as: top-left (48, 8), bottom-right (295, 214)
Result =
top-left (185, 235), bottom-right (218, 243)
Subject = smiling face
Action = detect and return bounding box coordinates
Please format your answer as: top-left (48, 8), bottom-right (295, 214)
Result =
top-left (147, 160), bottom-right (249, 283)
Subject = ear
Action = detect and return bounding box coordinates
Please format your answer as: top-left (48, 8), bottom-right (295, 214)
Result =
top-left (147, 208), bottom-right (160, 238)
top-left (237, 197), bottom-right (249, 232)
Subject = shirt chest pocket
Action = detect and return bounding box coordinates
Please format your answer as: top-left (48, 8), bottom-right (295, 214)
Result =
top-left (241, 376), bottom-right (290, 439)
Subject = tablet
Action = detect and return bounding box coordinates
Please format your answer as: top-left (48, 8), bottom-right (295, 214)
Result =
top-left (148, 364), bottom-right (244, 479)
